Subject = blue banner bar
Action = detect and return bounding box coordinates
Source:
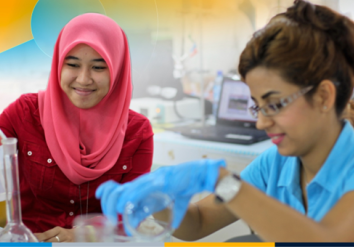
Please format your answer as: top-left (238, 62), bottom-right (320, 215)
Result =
top-left (0, 244), bottom-right (51, 247)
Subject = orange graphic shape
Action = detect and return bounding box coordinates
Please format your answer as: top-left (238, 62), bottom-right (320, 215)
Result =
top-left (0, 0), bottom-right (38, 53)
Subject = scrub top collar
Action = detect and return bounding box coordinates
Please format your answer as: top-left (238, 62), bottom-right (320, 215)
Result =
top-left (277, 120), bottom-right (354, 193)
top-left (277, 155), bottom-right (301, 195)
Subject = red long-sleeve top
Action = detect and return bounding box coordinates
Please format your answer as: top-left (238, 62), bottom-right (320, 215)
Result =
top-left (0, 93), bottom-right (154, 233)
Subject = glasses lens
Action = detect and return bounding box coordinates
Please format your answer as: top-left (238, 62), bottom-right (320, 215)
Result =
top-left (249, 106), bottom-right (258, 118)
top-left (267, 104), bottom-right (277, 112)
top-left (263, 103), bottom-right (280, 116)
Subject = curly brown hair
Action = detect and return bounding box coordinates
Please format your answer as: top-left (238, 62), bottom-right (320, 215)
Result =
top-left (238, 0), bottom-right (354, 117)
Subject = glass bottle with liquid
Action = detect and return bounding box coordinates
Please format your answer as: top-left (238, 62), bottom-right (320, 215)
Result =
top-left (0, 138), bottom-right (38, 242)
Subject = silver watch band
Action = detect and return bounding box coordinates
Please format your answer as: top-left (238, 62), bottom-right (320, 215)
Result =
top-left (215, 173), bottom-right (242, 204)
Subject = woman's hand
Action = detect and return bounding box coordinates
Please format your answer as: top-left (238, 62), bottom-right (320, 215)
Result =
top-left (96, 159), bottom-right (226, 230)
top-left (34, 226), bottom-right (75, 242)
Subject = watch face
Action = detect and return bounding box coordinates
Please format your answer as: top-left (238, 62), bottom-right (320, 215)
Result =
top-left (215, 174), bottom-right (241, 203)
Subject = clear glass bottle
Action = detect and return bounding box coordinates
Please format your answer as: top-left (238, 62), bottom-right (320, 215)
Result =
top-left (213, 70), bottom-right (223, 117)
top-left (0, 138), bottom-right (38, 242)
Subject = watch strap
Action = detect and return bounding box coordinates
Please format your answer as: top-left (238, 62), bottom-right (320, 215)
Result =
top-left (215, 172), bottom-right (242, 204)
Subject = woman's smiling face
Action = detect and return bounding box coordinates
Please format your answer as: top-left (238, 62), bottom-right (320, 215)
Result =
top-left (60, 43), bottom-right (110, 109)
top-left (245, 66), bottom-right (324, 157)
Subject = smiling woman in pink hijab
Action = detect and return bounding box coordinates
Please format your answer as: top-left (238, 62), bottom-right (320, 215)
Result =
top-left (0, 13), bottom-right (153, 242)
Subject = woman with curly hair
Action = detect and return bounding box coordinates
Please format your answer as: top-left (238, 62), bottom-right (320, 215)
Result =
top-left (97, 0), bottom-right (354, 242)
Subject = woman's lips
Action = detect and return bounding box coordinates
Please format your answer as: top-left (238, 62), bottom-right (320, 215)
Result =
top-left (74, 88), bottom-right (95, 96)
top-left (267, 133), bottom-right (285, 145)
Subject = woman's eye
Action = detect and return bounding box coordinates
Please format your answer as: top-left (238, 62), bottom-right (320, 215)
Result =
top-left (66, 63), bottom-right (79, 68)
top-left (268, 104), bottom-right (278, 111)
top-left (93, 66), bottom-right (107, 70)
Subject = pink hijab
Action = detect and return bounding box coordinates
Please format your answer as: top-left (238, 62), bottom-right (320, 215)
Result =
top-left (38, 13), bottom-right (132, 185)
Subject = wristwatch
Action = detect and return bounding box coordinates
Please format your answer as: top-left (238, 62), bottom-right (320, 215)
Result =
top-left (215, 172), bottom-right (242, 203)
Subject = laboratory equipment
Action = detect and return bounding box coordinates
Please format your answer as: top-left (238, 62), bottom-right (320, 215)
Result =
top-left (170, 76), bottom-right (269, 144)
top-left (74, 214), bottom-right (115, 242)
top-left (114, 220), bottom-right (135, 242)
top-left (74, 192), bottom-right (173, 242)
top-left (0, 138), bottom-right (38, 242)
top-left (213, 70), bottom-right (223, 117)
top-left (130, 97), bottom-right (201, 123)
top-left (123, 192), bottom-right (174, 242)
top-left (74, 192), bottom-right (173, 243)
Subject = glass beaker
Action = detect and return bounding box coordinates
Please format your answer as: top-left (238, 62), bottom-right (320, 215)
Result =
top-left (73, 193), bottom-right (174, 242)
top-left (0, 138), bottom-right (38, 242)
top-left (123, 192), bottom-right (174, 242)
top-left (73, 214), bottom-right (115, 242)
top-left (74, 213), bottom-right (138, 242)
top-left (113, 220), bottom-right (136, 242)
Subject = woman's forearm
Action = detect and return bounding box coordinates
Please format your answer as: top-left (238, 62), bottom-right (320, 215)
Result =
top-left (226, 182), bottom-right (336, 242)
top-left (172, 168), bottom-right (239, 241)
top-left (172, 194), bottom-right (239, 241)
top-left (172, 203), bottom-right (203, 241)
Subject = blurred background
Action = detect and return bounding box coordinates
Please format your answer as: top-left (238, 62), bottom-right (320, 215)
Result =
top-left (1, 0), bottom-right (352, 115)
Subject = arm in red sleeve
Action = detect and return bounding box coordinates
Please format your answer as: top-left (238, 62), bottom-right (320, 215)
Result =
top-left (0, 96), bottom-right (26, 139)
top-left (0, 110), bottom-right (16, 139)
top-left (120, 119), bottom-right (154, 183)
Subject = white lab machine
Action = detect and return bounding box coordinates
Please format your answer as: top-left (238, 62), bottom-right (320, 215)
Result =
top-left (130, 97), bottom-right (201, 124)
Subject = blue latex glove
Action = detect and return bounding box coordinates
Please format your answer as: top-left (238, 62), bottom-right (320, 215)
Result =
top-left (95, 159), bottom-right (226, 231)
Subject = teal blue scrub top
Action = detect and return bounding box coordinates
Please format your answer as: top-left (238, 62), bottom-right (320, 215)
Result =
top-left (241, 120), bottom-right (354, 221)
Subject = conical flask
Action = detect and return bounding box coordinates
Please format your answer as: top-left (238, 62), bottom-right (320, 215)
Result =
top-left (0, 138), bottom-right (38, 242)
